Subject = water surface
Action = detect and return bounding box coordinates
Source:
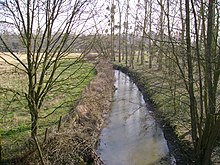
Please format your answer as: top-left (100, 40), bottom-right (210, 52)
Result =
top-left (97, 70), bottom-right (171, 165)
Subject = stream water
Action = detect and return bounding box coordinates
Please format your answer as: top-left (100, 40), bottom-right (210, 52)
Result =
top-left (97, 70), bottom-right (174, 165)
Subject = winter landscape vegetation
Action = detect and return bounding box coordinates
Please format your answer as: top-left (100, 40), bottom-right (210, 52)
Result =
top-left (0, 0), bottom-right (220, 164)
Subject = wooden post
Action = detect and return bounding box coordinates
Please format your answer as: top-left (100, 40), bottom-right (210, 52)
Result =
top-left (58, 116), bottom-right (62, 131)
top-left (44, 128), bottom-right (48, 142)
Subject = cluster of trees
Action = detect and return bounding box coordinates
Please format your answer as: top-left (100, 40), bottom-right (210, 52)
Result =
top-left (0, 0), bottom-right (220, 164)
top-left (101, 0), bottom-right (220, 164)
top-left (96, 0), bottom-right (185, 68)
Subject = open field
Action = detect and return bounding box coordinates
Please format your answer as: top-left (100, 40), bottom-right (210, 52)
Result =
top-left (0, 52), bottom-right (82, 63)
top-left (0, 53), bottom-right (96, 159)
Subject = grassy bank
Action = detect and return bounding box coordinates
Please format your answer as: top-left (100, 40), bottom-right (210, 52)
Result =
top-left (0, 58), bottom-right (96, 161)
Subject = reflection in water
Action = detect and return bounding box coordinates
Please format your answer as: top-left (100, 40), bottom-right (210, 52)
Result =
top-left (97, 70), bottom-right (171, 165)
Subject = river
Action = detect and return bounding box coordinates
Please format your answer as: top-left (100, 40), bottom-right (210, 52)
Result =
top-left (96, 70), bottom-right (175, 165)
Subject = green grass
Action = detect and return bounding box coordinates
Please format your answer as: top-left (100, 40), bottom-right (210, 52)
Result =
top-left (0, 59), bottom-right (96, 159)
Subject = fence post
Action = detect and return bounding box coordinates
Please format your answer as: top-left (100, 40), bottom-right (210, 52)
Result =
top-left (58, 116), bottom-right (62, 131)
top-left (44, 128), bottom-right (48, 142)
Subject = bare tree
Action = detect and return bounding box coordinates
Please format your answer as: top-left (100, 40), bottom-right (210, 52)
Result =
top-left (163, 0), bottom-right (220, 163)
top-left (116, 0), bottom-right (122, 63)
top-left (0, 0), bottom-right (94, 138)
top-left (157, 0), bottom-right (164, 70)
top-left (194, 0), bottom-right (220, 164)
top-left (139, 0), bottom-right (147, 65)
top-left (129, 0), bottom-right (140, 69)
top-left (110, 0), bottom-right (115, 61)
top-left (148, 0), bottom-right (153, 68)
top-left (124, 0), bottom-right (129, 66)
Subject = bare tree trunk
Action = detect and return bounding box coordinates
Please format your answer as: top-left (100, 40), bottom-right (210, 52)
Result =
top-left (122, 27), bottom-right (126, 61)
top-left (157, 0), bottom-right (164, 70)
top-left (140, 0), bottom-right (147, 65)
top-left (185, 0), bottom-right (198, 150)
top-left (129, 34), bottom-right (134, 68)
top-left (179, 0), bottom-right (186, 71)
top-left (148, 0), bottom-right (153, 69)
top-left (191, 0), bottom-right (203, 139)
top-left (130, 0), bottom-right (140, 69)
top-left (110, 0), bottom-right (115, 61)
top-left (117, 0), bottom-right (122, 63)
top-left (124, 0), bottom-right (129, 66)
top-left (33, 135), bottom-right (45, 165)
top-left (197, 1), bottom-right (218, 164)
